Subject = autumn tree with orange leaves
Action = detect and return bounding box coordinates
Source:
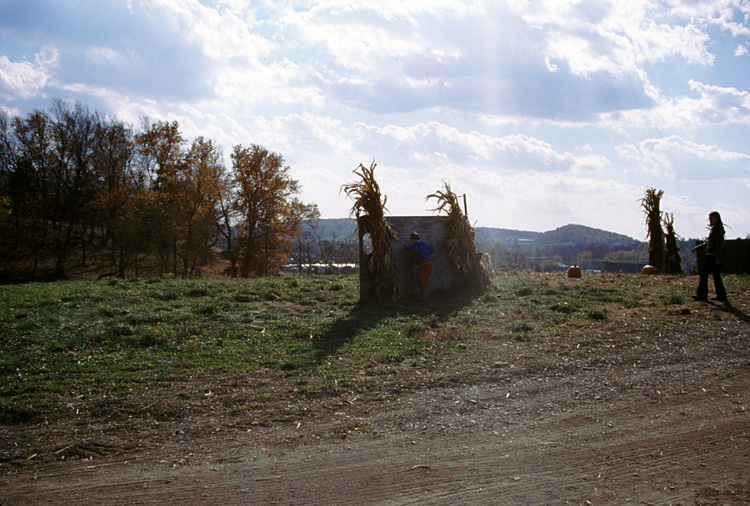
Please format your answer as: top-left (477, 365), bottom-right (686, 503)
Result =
top-left (229, 144), bottom-right (319, 277)
top-left (0, 100), bottom-right (317, 280)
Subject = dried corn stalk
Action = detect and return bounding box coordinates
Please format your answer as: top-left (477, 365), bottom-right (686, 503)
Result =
top-left (427, 182), bottom-right (491, 290)
top-left (341, 161), bottom-right (400, 300)
top-left (663, 212), bottom-right (682, 275)
top-left (640, 188), bottom-right (665, 273)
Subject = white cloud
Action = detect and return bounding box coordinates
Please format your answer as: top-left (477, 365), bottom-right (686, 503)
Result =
top-left (620, 135), bottom-right (750, 180)
top-left (139, 0), bottom-right (277, 78)
top-left (1, 0), bottom-right (749, 239)
top-left (512, 0), bottom-right (714, 72)
top-left (350, 121), bottom-right (596, 173)
top-left (633, 21), bottom-right (713, 65)
top-left (667, 0), bottom-right (750, 37)
top-left (688, 81), bottom-right (750, 124)
top-left (608, 80), bottom-right (750, 133)
top-left (261, 0), bottom-right (661, 119)
top-left (249, 112), bottom-right (354, 159)
top-left (0, 47), bottom-right (58, 99)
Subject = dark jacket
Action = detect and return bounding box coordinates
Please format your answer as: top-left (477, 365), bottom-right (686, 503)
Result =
top-left (706, 224), bottom-right (725, 259)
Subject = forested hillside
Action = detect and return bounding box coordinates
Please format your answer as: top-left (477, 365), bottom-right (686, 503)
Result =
top-left (314, 220), bottom-right (643, 251)
top-left (536, 224), bottom-right (642, 248)
top-left (312, 218), bottom-right (702, 274)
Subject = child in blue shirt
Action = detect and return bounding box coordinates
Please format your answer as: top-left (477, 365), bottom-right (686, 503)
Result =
top-left (404, 232), bottom-right (435, 297)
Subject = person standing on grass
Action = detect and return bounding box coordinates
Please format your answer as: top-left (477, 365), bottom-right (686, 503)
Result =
top-left (404, 232), bottom-right (434, 299)
top-left (692, 211), bottom-right (728, 302)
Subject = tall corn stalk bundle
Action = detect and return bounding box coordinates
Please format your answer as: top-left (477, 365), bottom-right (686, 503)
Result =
top-left (427, 182), bottom-right (491, 290)
top-left (341, 162), bottom-right (400, 300)
top-left (640, 188), bottom-right (665, 273)
top-left (663, 212), bottom-right (683, 275)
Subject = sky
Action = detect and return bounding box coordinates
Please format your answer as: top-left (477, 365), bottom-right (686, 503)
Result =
top-left (1, 0), bottom-right (749, 241)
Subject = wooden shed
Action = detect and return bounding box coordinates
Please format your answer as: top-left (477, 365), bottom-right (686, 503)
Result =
top-left (358, 215), bottom-right (468, 302)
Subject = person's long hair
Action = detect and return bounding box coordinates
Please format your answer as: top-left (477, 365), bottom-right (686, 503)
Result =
top-left (709, 211), bottom-right (725, 236)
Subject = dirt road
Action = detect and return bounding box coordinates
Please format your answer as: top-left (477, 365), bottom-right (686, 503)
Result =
top-left (3, 299), bottom-right (749, 505)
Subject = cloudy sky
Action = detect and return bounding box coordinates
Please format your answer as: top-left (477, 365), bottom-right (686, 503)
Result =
top-left (2, 0), bottom-right (749, 240)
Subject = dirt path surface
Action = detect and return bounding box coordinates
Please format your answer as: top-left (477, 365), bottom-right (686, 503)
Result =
top-left (3, 296), bottom-right (750, 505)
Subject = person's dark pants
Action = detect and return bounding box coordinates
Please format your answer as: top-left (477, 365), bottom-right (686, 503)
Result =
top-left (697, 255), bottom-right (727, 300)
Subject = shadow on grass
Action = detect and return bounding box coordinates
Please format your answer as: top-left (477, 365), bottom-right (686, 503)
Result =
top-left (310, 289), bottom-right (482, 362)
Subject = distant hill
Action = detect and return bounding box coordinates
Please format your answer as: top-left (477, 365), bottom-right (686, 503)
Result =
top-left (311, 219), bottom-right (643, 249)
top-left (536, 224), bottom-right (642, 249)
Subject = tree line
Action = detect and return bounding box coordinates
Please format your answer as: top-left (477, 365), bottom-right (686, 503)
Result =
top-left (476, 220), bottom-right (706, 274)
top-left (0, 99), bottom-right (318, 281)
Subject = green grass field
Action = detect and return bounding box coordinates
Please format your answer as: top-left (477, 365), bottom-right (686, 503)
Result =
top-left (1, 272), bottom-right (746, 425)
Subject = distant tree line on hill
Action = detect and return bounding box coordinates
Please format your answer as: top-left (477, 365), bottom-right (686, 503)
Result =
top-left (302, 220), bottom-right (703, 274)
top-left (476, 224), bottom-right (700, 273)
top-left (0, 99), bottom-right (318, 282)
top-left (479, 226), bottom-right (646, 273)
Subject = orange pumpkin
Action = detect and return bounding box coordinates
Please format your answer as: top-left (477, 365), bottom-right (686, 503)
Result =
top-left (567, 264), bottom-right (582, 278)
top-left (641, 265), bottom-right (657, 275)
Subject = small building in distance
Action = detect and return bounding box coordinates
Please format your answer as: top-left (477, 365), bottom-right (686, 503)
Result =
top-left (358, 216), bottom-right (470, 302)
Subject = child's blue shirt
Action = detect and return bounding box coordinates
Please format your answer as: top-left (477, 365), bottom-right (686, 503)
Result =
top-left (406, 241), bottom-right (434, 264)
